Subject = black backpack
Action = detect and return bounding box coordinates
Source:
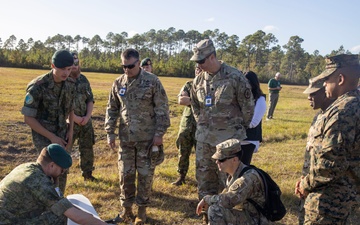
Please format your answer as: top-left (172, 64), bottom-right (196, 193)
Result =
top-left (239, 165), bottom-right (286, 222)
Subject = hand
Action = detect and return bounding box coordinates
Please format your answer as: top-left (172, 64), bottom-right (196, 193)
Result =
top-left (178, 96), bottom-right (191, 106)
top-left (50, 135), bottom-right (67, 148)
top-left (153, 136), bottom-right (163, 146)
top-left (196, 199), bottom-right (208, 215)
top-left (295, 177), bottom-right (308, 198)
top-left (107, 134), bottom-right (116, 152)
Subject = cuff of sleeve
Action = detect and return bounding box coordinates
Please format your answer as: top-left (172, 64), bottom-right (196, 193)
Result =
top-left (21, 106), bottom-right (37, 117)
top-left (300, 175), bottom-right (311, 192)
top-left (203, 195), bottom-right (219, 205)
top-left (50, 198), bottom-right (73, 216)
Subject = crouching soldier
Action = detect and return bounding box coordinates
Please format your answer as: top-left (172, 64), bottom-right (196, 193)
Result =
top-left (196, 139), bottom-right (269, 225)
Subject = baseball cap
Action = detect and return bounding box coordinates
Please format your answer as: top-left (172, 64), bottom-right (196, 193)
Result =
top-left (212, 139), bottom-right (241, 161)
top-left (315, 54), bottom-right (360, 80)
top-left (190, 39), bottom-right (215, 61)
top-left (52, 50), bottom-right (74, 68)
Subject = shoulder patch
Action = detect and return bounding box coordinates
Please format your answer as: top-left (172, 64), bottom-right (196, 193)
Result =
top-left (244, 89), bottom-right (251, 99)
top-left (25, 93), bottom-right (34, 105)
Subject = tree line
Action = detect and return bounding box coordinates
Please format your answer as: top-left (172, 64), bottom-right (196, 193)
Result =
top-left (0, 27), bottom-right (355, 84)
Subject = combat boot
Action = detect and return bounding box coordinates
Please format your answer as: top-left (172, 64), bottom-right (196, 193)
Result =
top-left (134, 206), bottom-right (146, 225)
top-left (171, 174), bottom-right (186, 186)
top-left (83, 171), bottom-right (97, 182)
top-left (119, 207), bottom-right (135, 223)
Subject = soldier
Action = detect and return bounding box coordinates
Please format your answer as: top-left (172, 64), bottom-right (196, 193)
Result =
top-left (21, 49), bottom-right (76, 194)
top-left (196, 139), bottom-right (268, 225)
top-left (105, 48), bottom-right (170, 225)
top-left (68, 52), bottom-right (97, 182)
top-left (296, 77), bottom-right (335, 225)
top-left (190, 39), bottom-right (254, 223)
top-left (171, 64), bottom-right (201, 186)
top-left (140, 57), bottom-right (153, 73)
top-left (296, 54), bottom-right (360, 224)
top-left (0, 144), bottom-right (108, 225)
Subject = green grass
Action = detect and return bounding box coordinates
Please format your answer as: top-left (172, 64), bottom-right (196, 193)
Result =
top-left (0, 67), bottom-right (317, 224)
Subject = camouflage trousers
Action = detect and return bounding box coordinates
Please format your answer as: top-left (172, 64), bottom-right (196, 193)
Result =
top-left (69, 120), bottom-right (95, 174)
top-left (118, 140), bottom-right (155, 207)
top-left (304, 192), bottom-right (353, 225)
top-left (24, 211), bottom-right (67, 225)
top-left (207, 204), bottom-right (266, 225)
top-left (175, 126), bottom-right (196, 175)
top-left (196, 142), bottom-right (226, 200)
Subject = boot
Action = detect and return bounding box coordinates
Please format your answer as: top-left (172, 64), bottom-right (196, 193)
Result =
top-left (83, 171), bottom-right (97, 182)
top-left (120, 207), bottom-right (135, 223)
top-left (171, 174), bottom-right (186, 186)
top-left (134, 206), bottom-right (146, 225)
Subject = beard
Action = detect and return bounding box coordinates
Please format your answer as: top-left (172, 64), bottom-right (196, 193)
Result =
top-left (70, 67), bottom-right (81, 78)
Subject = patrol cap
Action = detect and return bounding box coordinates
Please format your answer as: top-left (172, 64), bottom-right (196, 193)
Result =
top-left (141, 58), bottom-right (152, 67)
top-left (46, 144), bottom-right (72, 169)
top-left (212, 139), bottom-right (241, 161)
top-left (316, 54), bottom-right (360, 80)
top-left (303, 77), bottom-right (325, 94)
top-left (190, 39), bottom-right (216, 61)
top-left (52, 50), bottom-right (74, 68)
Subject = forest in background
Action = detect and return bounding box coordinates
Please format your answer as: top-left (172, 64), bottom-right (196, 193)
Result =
top-left (0, 27), bottom-right (356, 84)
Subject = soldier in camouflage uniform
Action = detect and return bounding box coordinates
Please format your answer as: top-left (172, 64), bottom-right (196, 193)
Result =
top-left (296, 54), bottom-right (360, 224)
top-left (296, 78), bottom-right (335, 225)
top-left (0, 144), bottom-right (108, 225)
top-left (196, 139), bottom-right (268, 225)
top-left (105, 48), bottom-right (170, 225)
top-left (21, 49), bottom-right (76, 195)
top-left (68, 52), bottom-right (97, 182)
top-left (171, 65), bottom-right (201, 186)
top-left (190, 39), bottom-right (254, 223)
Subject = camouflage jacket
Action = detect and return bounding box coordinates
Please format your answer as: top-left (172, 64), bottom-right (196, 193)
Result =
top-left (105, 70), bottom-right (170, 142)
top-left (21, 71), bottom-right (75, 141)
top-left (190, 62), bottom-right (254, 145)
top-left (203, 163), bottom-right (267, 223)
top-left (0, 163), bottom-right (73, 224)
top-left (72, 73), bottom-right (94, 117)
top-left (301, 90), bottom-right (360, 213)
top-left (178, 80), bottom-right (196, 131)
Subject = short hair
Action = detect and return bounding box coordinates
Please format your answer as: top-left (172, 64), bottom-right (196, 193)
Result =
top-left (275, 72), bottom-right (281, 77)
top-left (121, 48), bottom-right (139, 60)
top-left (37, 147), bottom-right (53, 165)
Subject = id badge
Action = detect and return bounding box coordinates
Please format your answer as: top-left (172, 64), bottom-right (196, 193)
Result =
top-left (119, 87), bottom-right (126, 96)
top-left (205, 95), bottom-right (212, 106)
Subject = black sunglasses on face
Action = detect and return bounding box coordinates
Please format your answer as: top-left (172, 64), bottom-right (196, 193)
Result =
top-left (195, 52), bottom-right (212, 65)
top-left (217, 157), bottom-right (234, 163)
top-left (122, 60), bottom-right (139, 70)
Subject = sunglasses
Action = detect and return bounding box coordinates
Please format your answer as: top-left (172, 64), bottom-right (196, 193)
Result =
top-left (195, 53), bottom-right (212, 65)
top-left (218, 157), bottom-right (234, 163)
top-left (73, 60), bottom-right (79, 66)
top-left (122, 60), bottom-right (139, 70)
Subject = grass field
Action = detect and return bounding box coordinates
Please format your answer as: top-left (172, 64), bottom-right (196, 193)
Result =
top-left (0, 67), bottom-right (316, 224)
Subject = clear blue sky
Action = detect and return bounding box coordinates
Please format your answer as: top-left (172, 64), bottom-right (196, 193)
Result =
top-left (1, 0), bottom-right (359, 56)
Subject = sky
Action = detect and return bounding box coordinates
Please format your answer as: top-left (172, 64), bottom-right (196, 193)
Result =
top-left (1, 0), bottom-right (359, 56)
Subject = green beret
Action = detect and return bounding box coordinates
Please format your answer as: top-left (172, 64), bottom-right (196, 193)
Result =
top-left (52, 50), bottom-right (74, 68)
top-left (141, 58), bottom-right (152, 67)
top-left (46, 144), bottom-right (72, 169)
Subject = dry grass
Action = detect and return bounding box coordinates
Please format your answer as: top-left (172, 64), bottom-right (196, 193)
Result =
top-left (0, 67), bottom-right (319, 224)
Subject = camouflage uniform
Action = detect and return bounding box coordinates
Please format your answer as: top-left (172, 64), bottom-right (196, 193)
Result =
top-left (175, 80), bottom-right (196, 177)
top-left (203, 163), bottom-right (268, 225)
top-left (191, 62), bottom-right (254, 199)
top-left (21, 71), bottom-right (75, 193)
top-left (105, 70), bottom-right (170, 207)
top-left (69, 73), bottom-right (96, 176)
top-left (301, 90), bottom-right (360, 224)
top-left (0, 163), bottom-right (73, 225)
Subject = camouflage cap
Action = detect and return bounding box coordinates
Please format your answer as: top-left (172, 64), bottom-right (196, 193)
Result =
top-left (46, 144), bottom-right (72, 169)
top-left (52, 50), bottom-right (74, 68)
top-left (316, 54), bottom-right (360, 80)
top-left (212, 139), bottom-right (241, 161)
top-left (190, 39), bottom-right (215, 61)
top-left (303, 77), bottom-right (325, 94)
top-left (141, 58), bottom-right (152, 67)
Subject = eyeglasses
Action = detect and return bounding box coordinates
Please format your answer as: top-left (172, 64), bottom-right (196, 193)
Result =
top-left (73, 60), bottom-right (79, 66)
top-left (217, 157), bottom-right (234, 163)
top-left (195, 53), bottom-right (212, 65)
top-left (122, 60), bottom-right (139, 70)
